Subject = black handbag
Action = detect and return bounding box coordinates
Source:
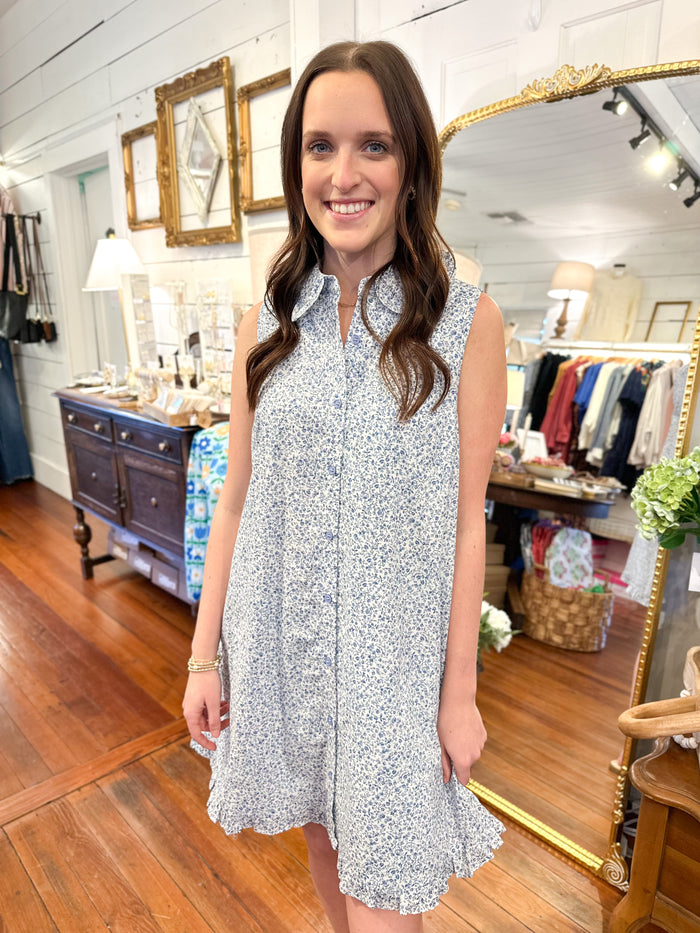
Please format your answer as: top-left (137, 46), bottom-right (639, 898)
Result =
top-left (0, 214), bottom-right (29, 341)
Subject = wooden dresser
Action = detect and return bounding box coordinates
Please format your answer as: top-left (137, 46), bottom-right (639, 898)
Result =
top-left (610, 737), bottom-right (700, 933)
top-left (56, 389), bottom-right (200, 602)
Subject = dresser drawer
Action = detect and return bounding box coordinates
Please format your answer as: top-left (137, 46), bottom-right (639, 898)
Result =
top-left (114, 420), bottom-right (183, 464)
top-left (62, 404), bottom-right (113, 441)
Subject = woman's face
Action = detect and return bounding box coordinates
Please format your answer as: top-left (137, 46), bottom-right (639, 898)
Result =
top-left (300, 70), bottom-right (403, 273)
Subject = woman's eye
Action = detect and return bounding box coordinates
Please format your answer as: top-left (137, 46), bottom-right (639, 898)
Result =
top-left (308, 141), bottom-right (331, 154)
top-left (366, 141), bottom-right (387, 154)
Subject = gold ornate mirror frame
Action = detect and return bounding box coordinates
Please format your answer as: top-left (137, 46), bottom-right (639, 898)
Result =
top-left (155, 57), bottom-right (240, 247)
top-left (438, 59), bottom-right (700, 887)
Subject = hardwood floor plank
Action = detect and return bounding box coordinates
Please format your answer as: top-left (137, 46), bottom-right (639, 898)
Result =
top-left (6, 805), bottom-right (112, 931)
top-left (125, 747), bottom-right (333, 933)
top-left (0, 719), bottom-right (188, 826)
top-left (99, 766), bottom-right (269, 932)
top-left (60, 783), bottom-right (216, 932)
top-left (0, 544), bottom-right (186, 721)
top-left (0, 831), bottom-right (58, 933)
top-left (9, 797), bottom-right (162, 932)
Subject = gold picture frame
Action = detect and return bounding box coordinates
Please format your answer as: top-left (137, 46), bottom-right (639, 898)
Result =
top-left (155, 57), bottom-right (240, 247)
top-left (122, 122), bottom-right (163, 231)
top-left (237, 68), bottom-right (291, 213)
top-left (645, 300), bottom-right (693, 343)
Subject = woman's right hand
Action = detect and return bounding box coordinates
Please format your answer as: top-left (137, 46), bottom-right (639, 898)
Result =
top-left (183, 671), bottom-right (229, 750)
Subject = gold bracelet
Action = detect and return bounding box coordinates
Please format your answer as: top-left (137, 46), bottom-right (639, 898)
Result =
top-left (187, 654), bottom-right (221, 672)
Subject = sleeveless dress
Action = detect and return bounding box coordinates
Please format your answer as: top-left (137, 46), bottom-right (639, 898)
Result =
top-left (201, 263), bottom-right (505, 914)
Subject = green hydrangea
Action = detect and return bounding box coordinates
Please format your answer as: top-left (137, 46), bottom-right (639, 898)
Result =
top-left (631, 447), bottom-right (700, 548)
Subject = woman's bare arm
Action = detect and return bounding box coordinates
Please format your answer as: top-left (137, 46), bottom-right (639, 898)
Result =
top-left (437, 291), bottom-right (507, 784)
top-left (182, 303), bottom-right (260, 749)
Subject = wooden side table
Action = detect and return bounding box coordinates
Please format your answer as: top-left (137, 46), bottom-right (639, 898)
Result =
top-left (610, 737), bottom-right (700, 932)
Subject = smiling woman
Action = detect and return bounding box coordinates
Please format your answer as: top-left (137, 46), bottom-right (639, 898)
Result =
top-left (182, 39), bottom-right (508, 933)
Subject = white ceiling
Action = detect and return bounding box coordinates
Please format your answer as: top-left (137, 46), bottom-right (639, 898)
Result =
top-left (438, 73), bottom-right (700, 336)
top-left (0, 0), bottom-right (18, 18)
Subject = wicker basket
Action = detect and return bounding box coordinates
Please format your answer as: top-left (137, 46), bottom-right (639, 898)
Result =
top-left (520, 565), bottom-right (614, 652)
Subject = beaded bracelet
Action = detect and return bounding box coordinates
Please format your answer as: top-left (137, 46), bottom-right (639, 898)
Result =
top-left (187, 654), bottom-right (222, 672)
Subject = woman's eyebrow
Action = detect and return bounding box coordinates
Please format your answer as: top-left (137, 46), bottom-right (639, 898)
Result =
top-left (301, 129), bottom-right (395, 141)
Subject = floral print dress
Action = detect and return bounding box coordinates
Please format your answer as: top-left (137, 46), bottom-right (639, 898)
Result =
top-left (199, 263), bottom-right (504, 914)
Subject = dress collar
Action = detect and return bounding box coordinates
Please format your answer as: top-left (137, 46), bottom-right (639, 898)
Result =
top-left (288, 253), bottom-right (456, 323)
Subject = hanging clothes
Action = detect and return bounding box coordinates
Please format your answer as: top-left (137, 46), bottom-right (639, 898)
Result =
top-left (627, 361), bottom-right (682, 469)
top-left (540, 356), bottom-right (588, 459)
top-left (0, 183), bottom-right (34, 484)
top-left (599, 364), bottom-right (653, 490)
top-left (528, 353), bottom-right (569, 431)
top-left (586, 364), bottom-right (632, 467)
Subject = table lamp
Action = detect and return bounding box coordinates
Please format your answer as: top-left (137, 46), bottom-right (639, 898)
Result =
top-left (547, 261), bottom-right (595, 339)
top-left (83, 229), bottom-right (146, 368)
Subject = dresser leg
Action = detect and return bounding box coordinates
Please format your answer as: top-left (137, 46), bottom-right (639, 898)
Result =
top-left (72, 507), bottom-right (115, 579)
top-left (609, 796), bottom-right (668, 932)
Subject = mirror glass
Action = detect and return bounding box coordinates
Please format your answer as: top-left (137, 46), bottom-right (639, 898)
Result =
top-left (439, 67), bottom-right (700, 880)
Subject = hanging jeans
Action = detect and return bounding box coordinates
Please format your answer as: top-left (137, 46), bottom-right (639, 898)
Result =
top-left (0, 337), bottom-right (33, 483)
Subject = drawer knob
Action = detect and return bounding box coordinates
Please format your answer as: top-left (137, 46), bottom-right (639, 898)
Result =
top-left (150, 497), bottom-right (158, 508)
top-left (158, 441), bottom-right (171, 453)
top-left (93, 422), bottom-right (104, 434)
top-left (67, 412), bottom-right (76, 424)
top-left (91, 471), bottom-right (97, 481)
top-left (120, 430), bottom-right (132, 441)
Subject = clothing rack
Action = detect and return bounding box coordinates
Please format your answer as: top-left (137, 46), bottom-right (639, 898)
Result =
top-left (542, 340), bottom-right (691, 363)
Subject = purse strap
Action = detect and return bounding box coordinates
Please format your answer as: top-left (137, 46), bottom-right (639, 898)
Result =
top-left (2, 213), bottom-right (23, 293)
top-left (31, 216), bottom-right (52, 319)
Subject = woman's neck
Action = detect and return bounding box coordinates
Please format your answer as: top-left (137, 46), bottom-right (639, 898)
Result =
top-left (321, 242), bottom-right (395, 306)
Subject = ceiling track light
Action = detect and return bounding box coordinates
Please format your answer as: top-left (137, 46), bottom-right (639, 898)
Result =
top-left (602, 89), bottom-right (628, 116)
top-left (684, 185), bottom-right (700, 208)
top-left (629, 121), bottom-right (652, 149)
top-left (669, 167), bottom-right (689, 191)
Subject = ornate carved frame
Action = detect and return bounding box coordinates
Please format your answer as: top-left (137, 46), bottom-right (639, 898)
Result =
top-left (155, 57), bottom-right (240, 247)
top-left (438, 59), bottom-right (700, 888)
top-left (237, 68), bottom-right (291, 213)
top-left (122, 122), bottom-right (162, 231)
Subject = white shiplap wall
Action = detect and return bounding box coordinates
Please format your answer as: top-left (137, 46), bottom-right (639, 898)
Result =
top-left (0, 0), bottom-right (290, 496)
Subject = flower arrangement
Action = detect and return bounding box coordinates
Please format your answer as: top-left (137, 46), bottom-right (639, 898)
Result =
top-left (499, 431), bottom-right (518, 449)
top-left (631, 447), bottom-right (700, 549)
top-left (479, 600), bottom-right (516, 667)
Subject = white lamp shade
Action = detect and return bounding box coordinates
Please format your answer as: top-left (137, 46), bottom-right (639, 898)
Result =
top-left (547, 260), bottom-right (595, 300)
top-left (83, 237), bottom-right (146, 291)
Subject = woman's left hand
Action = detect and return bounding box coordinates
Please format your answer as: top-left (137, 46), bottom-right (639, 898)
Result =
top-left (437, 691), bottom-right (487, 785)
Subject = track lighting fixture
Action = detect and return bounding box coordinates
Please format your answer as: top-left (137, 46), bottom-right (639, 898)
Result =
top-left (669, 167), bottom-right (689, 191)
top-left (629, 121), bottom-right (651, 150)
top-left (618, 90), bottom-right (699, 206)
top-left (684, 185), bottom-right (700, 208)
top-left (602, 90), bottom-right (628, 116)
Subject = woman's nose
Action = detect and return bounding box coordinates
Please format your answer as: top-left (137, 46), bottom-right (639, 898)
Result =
top-left (331, 149), bottom-right (359, 191)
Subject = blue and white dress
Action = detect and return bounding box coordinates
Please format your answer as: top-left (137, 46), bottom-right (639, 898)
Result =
top-left (202, 263), bottom-right (504, 914)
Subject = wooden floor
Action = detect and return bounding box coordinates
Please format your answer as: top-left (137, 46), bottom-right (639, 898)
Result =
top-left (0, 480), bottom-right (641, 932)
top-left (474, 594), bottom-right (645, 856)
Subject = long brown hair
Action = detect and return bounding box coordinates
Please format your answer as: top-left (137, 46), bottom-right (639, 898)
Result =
top-left (246, 41), bottom-right (452, 421)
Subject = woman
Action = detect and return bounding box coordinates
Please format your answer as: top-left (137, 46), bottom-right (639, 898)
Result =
top-left (183, 40), bottom-right (506, 933)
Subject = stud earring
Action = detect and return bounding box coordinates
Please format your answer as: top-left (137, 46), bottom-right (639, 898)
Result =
top-left (408, 186), bottom-right (416, 200)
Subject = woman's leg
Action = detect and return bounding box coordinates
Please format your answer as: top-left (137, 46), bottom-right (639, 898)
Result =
top-left (346, 897), bottom-right (423, 933)
top-left (302, 823), bottom-right (349, 933)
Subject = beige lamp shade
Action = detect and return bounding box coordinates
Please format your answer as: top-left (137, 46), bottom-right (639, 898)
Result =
top-left (83, 237), bottom-right (146, 291)
top-left (547, 260), bottom-right (595, 300)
